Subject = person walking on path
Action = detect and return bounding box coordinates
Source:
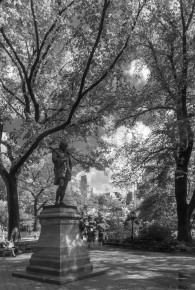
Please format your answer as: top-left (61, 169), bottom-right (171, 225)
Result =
top-left (87, 215), bottom-right (96, 248)
top-left (98, 231), bottom-right (104, 248)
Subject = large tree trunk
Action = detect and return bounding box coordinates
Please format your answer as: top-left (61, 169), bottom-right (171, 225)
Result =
top-left (175, 165), bottom-right (192, 242)
top-left (33, 198), bottom-right (38, 232)
top-left (33, 217), bottom-right (38, 232)
top-left (5, 173), bottom-right (20, 240)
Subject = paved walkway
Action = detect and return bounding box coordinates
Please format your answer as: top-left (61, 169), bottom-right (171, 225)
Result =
top-left (1, 246), bottom-right (195, 290)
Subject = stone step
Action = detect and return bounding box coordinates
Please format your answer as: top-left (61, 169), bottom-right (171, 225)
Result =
top-left (26, 263), bottom-right (93, 276)
top-left (29, 255), bottom-right (91, 269)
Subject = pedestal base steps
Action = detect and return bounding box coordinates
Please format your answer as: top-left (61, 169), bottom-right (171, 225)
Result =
top-left (12, 204), bottom-right (108, 285)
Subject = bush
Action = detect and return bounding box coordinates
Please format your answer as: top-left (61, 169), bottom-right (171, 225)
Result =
top-left (138, 222), bottom-right (173, 242)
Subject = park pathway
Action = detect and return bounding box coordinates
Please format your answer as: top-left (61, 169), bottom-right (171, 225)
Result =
top-left (1, 246), bottom-right (195, 290)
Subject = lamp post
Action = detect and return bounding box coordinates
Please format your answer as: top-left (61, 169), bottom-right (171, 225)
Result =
top-left (129, 211), bottom-right (136, 240)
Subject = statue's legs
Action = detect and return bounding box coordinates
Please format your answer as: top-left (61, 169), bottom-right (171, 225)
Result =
top-left (55, 175), bottom-right (70, 204)
top-left (59, 178), bottom-right (69, 204)
top-left (55, 177), bottom-right (65, 204)
top-left (55, 187), bottom-right (61, 204)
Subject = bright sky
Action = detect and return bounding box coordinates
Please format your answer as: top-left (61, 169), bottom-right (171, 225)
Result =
top-left (122, 59), bottom-right (150, 89)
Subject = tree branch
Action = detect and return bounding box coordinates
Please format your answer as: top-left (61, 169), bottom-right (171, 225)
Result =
top-left (168, 43), bottom-right (178, 82)
top-left (38, 1), bottom-right (74, 53)
top-left (0, 30), bottom-right (34, 117)
top-left (0, 78), bottom-right (25, 106)
top-left (32, 171), bottom-right (40, 182)
top-left (22, 81), bottom-right (30, 115)
top-left (69, 153), bottom-right (96, 167)
top-left (0, 43), bottom-right (24, 80)
top-left (25, 2), bottom-right (75, 122)
top-left (0, 24), bottom-right (39, 121)
top-left (29, 1), bottom-right (74, 84)
top-left (186, 0), bottom-right (195, 31)
top-left (1, 94), bottom-right (24, 119)
top-left (30, 0), bottom-right (39, 51)
top-left (141, 147), bottom-right (176, 165)
top-left (20, 185), bottom-right (35, 197)
top-left (67, 0), bottom-right (110, 122)
top-left (0, 44), bottom-right (30, 114)
top-left (37, 200), bottom-right (47, 211)
top-left (116, 105), bottom-right (176, 127)
top-left (1, 141), bottom-right (14, 163)
top-left (41, 107), bottom-right (65, 124)
top-left (36, 187), bottom-right (44, 198)
top-left (0, 28), bottom-right (28, 79)
top-left (180, 0), bottom-right (186, 30)
top-left (81, 1), bottom-right (147, 98)
top-left (148, 40), bottom-right (176, 99)
top-left (81, 36), bottom-right (129, 98)
top-left (9, 0), bottom-right (145, 175)
top-left (179, 14), bottom-right (188, 117)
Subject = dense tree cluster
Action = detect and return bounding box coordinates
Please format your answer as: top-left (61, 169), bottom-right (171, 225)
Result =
top-left (1, 0), bottom-right (195, 243)
top-left (0, 0), bottom-right (146, 238)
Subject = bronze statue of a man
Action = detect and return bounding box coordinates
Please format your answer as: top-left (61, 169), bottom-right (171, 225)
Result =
top-left (52, 141), bottom-right (72, 205)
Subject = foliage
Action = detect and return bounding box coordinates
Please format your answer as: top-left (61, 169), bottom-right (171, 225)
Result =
top-left (0, 0), bottom-right (146, 170)
top-left (137, 169), bottom-right (177, 230)
top-left (72, 187), bottom-right (127, 236)
top-left (0, 0), bottom-right (148, 238)
top-left (138, 222), bottom-right (173, 242)
top-left (95, 214), bottom-right (109, 231)
top-left (0, 199), bottom-right (7, 229)
top-left (0, 176), bottom-right (6, 200)
top-left (102, 125), bottom-right (149, 190)
top-left (19, 209), bottom-right (34, 231)
top-left (18, 157), bottom-right (56, 230)
top-left (106, 0), bottom-right (195, 242)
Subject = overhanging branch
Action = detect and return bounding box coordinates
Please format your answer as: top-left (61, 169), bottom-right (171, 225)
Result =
top-left (1, 141), bottom-right (14, 163)
top-left (0, 28), bottom-right (28, 79)
top-left (66, 0), bottom-right (110, 124)
top-left (1, 94), bottom-right (24, 119)
top-left (116, 105), bottom-right (176, 127)
top-left (30, 0), bottom-right (39, 51)
top-left (10, 0), bottom-right (146, 175)
top-left (0, 78), bottom-right (25, 106)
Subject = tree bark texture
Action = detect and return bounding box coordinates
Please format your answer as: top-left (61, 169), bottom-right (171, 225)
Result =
top-left (5, 173), bottom-right (20, 240)
top-left (33, 199), bottom-right (38, 232)
top-left (175, 163), bottom-right (192, 242)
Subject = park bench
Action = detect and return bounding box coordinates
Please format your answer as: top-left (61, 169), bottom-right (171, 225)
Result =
top-left (15, 240), bottom-right (37, 252)
top-left (0, 247), bottom-right (12, 257)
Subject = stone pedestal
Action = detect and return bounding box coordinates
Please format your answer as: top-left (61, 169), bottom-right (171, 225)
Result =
top-left (12, 205), bottom-right (108, 285)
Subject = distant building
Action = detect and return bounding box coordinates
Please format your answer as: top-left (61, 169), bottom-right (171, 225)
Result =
top-left (80, 175), bottom-right (88, 198)
top-left (89, 187), bottom-right (94, 196)
top-left (126, 192), bottom-right (132, 205)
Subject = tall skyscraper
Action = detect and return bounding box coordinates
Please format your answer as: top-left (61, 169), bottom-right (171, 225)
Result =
top-left (126, 192), bottom-right (132, 205)
top-left (80, 175), bottom-right (88, 198)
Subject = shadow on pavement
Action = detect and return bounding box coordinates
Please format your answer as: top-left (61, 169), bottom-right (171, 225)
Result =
top-left (0, 248), bottom-right (195, 290)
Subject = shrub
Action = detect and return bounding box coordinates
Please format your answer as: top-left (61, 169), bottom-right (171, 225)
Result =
top-left (138, 222), bottom-right (173, 242)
